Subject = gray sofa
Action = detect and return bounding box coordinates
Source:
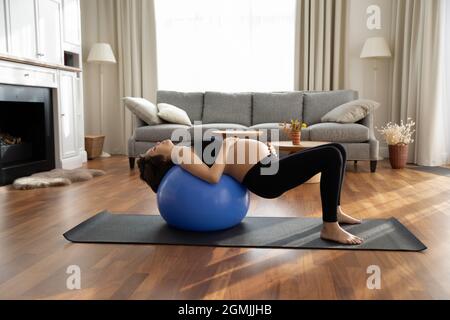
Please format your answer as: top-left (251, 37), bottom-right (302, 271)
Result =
top-left (128, 90), bottom-right (380, 172)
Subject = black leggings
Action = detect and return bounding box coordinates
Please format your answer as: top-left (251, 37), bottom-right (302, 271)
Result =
top-left (242, 143), bottom-right (347, 223)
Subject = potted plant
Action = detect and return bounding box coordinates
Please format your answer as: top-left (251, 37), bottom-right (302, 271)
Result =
top-left (280, 120), bottom-right (308, 145)
top-left (377, 118), bottom-right (415, 169)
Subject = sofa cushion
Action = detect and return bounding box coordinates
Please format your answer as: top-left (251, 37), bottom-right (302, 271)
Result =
top-left (122, 97), bottom-right (163, 125)
top-left (308, 123), bottom-right (369, 143)
top-left (303, 90), bottom-right (358, 125)
top-left (157, 91), bottom-right (204, 122)
top-left (157, 103), bottom-right (192, 126)
top-left (252, 92), bottom-right (303, 125)
top-left (321, 99), bottom-right (380, 124)
top-left (135, 124), bottom-right (191, 142)
top-left (203, 92), bottom-right (252, 126)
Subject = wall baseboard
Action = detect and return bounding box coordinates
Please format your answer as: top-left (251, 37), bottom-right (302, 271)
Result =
top-left (61, 155), bottom-right (85, 170)
top-left (81, 150), bottom-right (88, 163)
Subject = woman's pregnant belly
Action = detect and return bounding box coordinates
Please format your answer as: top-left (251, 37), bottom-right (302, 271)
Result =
top-left (224, 139), bottom-right (271, 183)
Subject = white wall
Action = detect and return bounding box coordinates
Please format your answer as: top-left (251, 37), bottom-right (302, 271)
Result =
top-left (345, 0), bottom-right (393, 158)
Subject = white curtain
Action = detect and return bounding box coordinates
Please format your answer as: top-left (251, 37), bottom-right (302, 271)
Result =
top-left (116, 0), bottom-right (158, 153)
top-left (442, 0), bottom-right (450, 165)
top-left (81, 0), bottom-right (158, 155)
top-left (389, 0), bottom-right (447, 166)
top-left (295, 0), bottom-right (347, 91)
top-left (154, 0), bottom-right (296, 92)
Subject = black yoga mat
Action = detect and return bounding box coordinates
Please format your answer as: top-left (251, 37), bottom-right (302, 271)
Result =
top-left (64, 211), bottom-right (427, 252)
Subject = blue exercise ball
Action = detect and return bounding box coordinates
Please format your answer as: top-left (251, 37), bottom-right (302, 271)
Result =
top-left (157, 166), bottom-right (250, 232)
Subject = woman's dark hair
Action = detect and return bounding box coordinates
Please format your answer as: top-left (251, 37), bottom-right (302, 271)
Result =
top-left (137, 155), bottom-right (174, 193)
top-left (137, 138), bottom-right (217, 193)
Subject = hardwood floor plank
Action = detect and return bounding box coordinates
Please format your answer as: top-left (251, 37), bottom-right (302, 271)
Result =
top-left (0, 156), bottom-right (449, 299)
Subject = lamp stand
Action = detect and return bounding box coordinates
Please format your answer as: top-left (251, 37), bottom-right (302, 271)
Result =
top-left (99, 64), bottom-right (111, 158)
top-left (372, 59), bottom-right (378, 100)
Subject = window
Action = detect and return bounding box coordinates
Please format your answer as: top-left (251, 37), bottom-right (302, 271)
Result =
top-left (155, 0), bottom-right (296, 92)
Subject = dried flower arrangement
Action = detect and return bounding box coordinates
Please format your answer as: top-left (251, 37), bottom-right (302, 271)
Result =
top-left (377, 118), bottom-right (416, 169)
top-left (280, 120), bottom-right (308, 145)
top-left (377, 118), bottom-right (416, 146)
top-left (280, 119), bottom-right (308, 133)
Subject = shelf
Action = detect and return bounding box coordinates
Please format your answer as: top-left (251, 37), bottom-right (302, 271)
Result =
top-left (0, 54), bottom-right (82, 73)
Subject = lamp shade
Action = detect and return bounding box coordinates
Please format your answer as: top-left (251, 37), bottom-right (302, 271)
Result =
top-left (87, 43), bottom-right (117, 64)
top-left (360, 37), bottom-right (392, 59)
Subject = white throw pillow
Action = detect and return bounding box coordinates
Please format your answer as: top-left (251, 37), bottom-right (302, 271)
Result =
top-left (122, 97), bottom-right (163, 125)
top-left (321, 99), bottom-right (380, 124)
top-left (157, 103), bottom-right (192, 126)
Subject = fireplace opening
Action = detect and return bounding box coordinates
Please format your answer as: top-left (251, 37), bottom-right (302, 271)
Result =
top-left (1, 101), bottom-right (46, 164)
top-left (0, 85), bottom-right (55, 186)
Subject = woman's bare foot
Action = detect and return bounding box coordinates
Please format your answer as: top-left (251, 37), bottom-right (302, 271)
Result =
top-left (320, 222), bottom-right (364, 245)
top-left (337, 206), bottom-right (362, 225)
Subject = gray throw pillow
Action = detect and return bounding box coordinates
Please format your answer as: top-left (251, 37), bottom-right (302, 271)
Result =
top-left (122, 97), bottom-right (163, 125)
top-left (321, 99), bottom-right (380, 124)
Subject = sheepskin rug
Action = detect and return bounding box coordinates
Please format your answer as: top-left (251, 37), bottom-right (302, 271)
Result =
top-left (13, 169), bottom-right (106, 190)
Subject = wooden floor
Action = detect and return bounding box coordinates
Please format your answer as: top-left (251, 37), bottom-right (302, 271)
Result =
top-left (1, 156), bottom-right (450, 300)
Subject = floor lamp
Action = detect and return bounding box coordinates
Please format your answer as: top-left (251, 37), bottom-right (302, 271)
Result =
top-left (360, 37), bottom-right (392, 98)
top-left (87, 43), bottom-right (117, 158)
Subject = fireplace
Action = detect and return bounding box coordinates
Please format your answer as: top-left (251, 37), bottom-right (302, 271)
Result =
top-left (0, 84), bottom-right (55, 186)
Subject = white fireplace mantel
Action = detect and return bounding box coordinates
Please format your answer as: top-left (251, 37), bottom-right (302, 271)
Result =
top-left (0, 59), bottom-right (87, 170)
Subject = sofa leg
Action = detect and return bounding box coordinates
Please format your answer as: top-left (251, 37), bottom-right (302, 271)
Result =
top-left (129, 157), bottom-right (136, 170)
top-left (370, 160), bottom-right (378, 173)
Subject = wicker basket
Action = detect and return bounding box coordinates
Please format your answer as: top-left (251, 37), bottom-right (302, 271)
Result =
top-left (389, 144), bottom-right (408, 169)
top-left (85, 135), bottom-right (105, 160)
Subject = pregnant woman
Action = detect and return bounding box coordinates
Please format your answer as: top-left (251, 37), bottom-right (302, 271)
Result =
top-left (138, 138), bottom-right (363, 245)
